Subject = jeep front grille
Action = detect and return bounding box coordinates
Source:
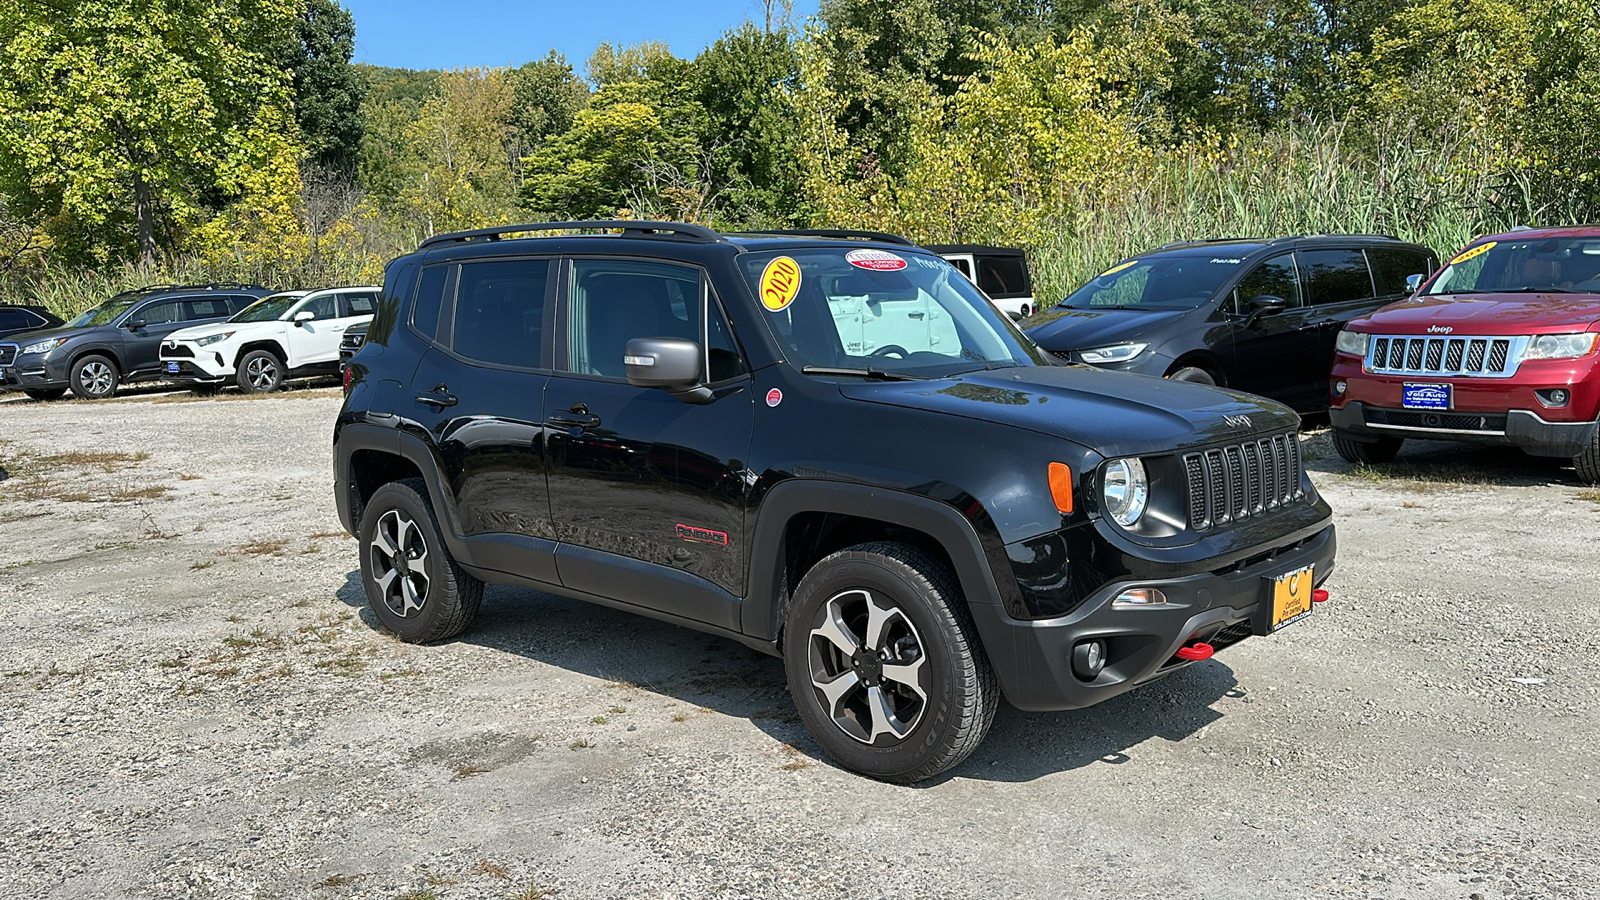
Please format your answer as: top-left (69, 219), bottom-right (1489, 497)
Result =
top-left (1365, 335), bottom-right (1528, 379)
top-left (1185, 432), bottom-right (1303, 532)
top-left (0, 344), bottom-right (15, 367)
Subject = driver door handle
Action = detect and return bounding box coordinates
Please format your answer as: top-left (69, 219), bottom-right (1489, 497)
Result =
top-left (548, 411), bottom-right (601, 429)
top-left (416, 384), bottom-right (457, 408)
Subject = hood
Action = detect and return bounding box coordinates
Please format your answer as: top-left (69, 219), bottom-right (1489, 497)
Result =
top-left (837, 364), bottom-right (1299, 458)
top-left (1024, 307), bottom-right (1191, 350)
top-left (168, 320), bottom-right (274, 343)
top-left (0, 324), bottom-right (98, 347)
top-left (1354, 293), bottom-right (1600, 334)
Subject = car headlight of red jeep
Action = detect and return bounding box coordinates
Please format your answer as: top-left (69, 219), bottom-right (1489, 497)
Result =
top-left (1524, 333), bottom-right (1598, 360)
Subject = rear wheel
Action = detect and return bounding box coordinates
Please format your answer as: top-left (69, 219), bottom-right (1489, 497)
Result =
top-left (1333, 431), bottom-right (1403, 465)
top-left (358, 478), bottom-right (483, 643)
top-left (69, 355), bottom-right (119, 400)
top-left (1573, 428), bottom-right (1600, 485)
top-left (24, 389), bottom-right (66, 402)
top-left (235, 349), bottom-right (284, 393)
top-left (783, 541), bottom-right (998, 784)
top-left (1167, 366), bottom-right (1216, 385)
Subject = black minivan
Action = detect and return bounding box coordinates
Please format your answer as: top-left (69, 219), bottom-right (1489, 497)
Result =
top-left (1026, 235), bottom-right (1438, 411)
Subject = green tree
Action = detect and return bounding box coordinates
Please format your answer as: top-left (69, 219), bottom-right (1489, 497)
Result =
top-left (507, 51), bottom-right (590, 184)
top-left (276, 0), bottom-right (365, 175)
top-left (0, 0), bottom-right (303, 263)
top-left (693, 23), bottom-right (804, 224)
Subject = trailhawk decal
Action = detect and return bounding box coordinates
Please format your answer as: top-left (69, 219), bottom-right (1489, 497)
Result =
top-left (759, 256), bottom-right (802, 311)
top-left (1449, 241), bottom-right (1496, 265)
top-left (845, 248), bottom-right (908, 271)
top-left (676, 524), bottom-right (730, 546)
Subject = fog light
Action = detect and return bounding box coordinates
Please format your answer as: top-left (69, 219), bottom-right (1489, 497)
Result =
top-left (1333, 380), bottom-right (1347, 396)
top-left (1537, 388), bottom-right (1570, 409)
top-left (1112, 587), bottom-right (1168, 609)
top-left (1072, 640), bottom-right (1106, 680)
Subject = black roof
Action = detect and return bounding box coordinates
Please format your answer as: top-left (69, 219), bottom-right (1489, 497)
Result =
top-left (925, 244), bottom-right (1027, 258)
top-left (413, 220), bottom-right (931, 259)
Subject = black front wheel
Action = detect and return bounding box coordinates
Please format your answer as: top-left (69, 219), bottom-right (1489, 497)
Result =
top-left (1573, 427), bottom-right (1600, 485)
top-left (1167, 366), bottom-right (1216, 386)
top-left (235, 350), bottom-right (284, 393)
top-left (69, 354), bottom-right (120, 400)
top-left (783, 542), bottom-right (998, 783)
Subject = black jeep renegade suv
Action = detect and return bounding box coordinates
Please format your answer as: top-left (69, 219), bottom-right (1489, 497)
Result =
top-left (335, 221), bottom-right (1337, 782)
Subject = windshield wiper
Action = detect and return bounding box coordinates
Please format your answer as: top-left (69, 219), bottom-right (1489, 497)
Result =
top-left (800, 366), bottom-right (924, 381)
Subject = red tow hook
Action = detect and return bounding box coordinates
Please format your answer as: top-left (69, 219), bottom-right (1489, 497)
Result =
top-left (1313, 588), bottom-right (1330, 604)
top-left (1176, 642), bottom-right (1215, 661)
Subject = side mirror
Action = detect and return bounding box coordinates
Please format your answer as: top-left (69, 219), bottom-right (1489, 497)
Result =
top-left (625, 337), bottom-right (709, 402)
top-left (293, 310), bottom-right (316, 326)
top-left (1249, 295), bottom-right (1288, 315)
top-left (1405, 273), bottom-right (1425, 294)
top-left (125, 319), bottom-right (145, 330)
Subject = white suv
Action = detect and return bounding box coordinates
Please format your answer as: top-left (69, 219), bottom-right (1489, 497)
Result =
top-left (160, 286), bottom-right (379, 393)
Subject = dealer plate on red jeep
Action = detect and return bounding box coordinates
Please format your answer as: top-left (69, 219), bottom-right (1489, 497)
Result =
top-left (1261, 565), bottom-right (1314, 634)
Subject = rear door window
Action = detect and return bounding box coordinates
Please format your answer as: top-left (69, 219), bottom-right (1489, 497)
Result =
top-left (977, 256), bottom-right (1028, 298)
top-left (184, 298), bottom-right (232, 320)
top-left (0, 309), bottom-right (36, 330)
top-left (1366, 248), bottom-right (1435, 297)
top-left (1234, 254), bottom-right (1302, 312)
top-left (343, 293), bottom-right (378, 317)
top-left (1297, 249), bottom-right (1375, 306)
top-left (452, 259), bottom-right (550, 369)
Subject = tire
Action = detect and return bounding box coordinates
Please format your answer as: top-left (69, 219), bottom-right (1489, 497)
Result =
top-left (1573, 427), bottom-right (1600, 485)
top-left (235, 349), bottom-right (284, 393)
top-left (783, 541), bottom-right (998, 784)
top-left (24, 389), bottom-right (66, 402)
top-left (69, 354), bottom-right (119, 400)
top-left (1333, 430), bottom-right (1403, 465)
top-left (358, 477), bottom-right (483, 643)
top-left (1167, 366), bottom-right (1216, 386)
top-left (1018, 304), bottom-right (1031, 318)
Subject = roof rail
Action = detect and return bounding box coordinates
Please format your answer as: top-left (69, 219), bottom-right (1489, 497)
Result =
top-left (1268, 233), bottom-right (1402, 243)
top-left (418, 220), bottom-right (725, 250)
top-left (736, 229), bottom-right (917, 247)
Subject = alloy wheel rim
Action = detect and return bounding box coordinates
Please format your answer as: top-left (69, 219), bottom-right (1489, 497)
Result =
top-left (369, 509), bottom-right (430, 618)
top-left (807, 588), bottom-right (930, 745)
top-left (82, 361), bottom-right (113, 395)
top-left (247, 357), bottom-right (278, 390)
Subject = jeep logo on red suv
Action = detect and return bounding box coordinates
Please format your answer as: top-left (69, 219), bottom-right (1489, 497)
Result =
top-left (1427, 325), bottom-right (1453, 334)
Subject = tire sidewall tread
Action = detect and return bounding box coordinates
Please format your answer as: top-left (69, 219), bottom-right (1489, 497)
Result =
top-left (358, 477), bottom-right (483, 644)
top-left (69, 354), bottom-right (119, 400)
top-left (783, 540), bottom-right (998, 784)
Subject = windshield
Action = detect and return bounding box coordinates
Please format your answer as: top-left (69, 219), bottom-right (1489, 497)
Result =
top-left (66, 295), bottom-right (140, 327)
top-left (1060, 255), bottom-right (1243, 309)
top-left (1427, 238), bottom-right (1600, 295)
top-left (737, 248), bottom-right (1046, 377)
top-left (232, 292), bottom-right (305, 322)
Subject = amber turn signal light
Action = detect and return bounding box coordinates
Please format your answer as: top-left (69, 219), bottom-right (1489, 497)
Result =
top-left (1048, 462), bottom-right (1074, 514)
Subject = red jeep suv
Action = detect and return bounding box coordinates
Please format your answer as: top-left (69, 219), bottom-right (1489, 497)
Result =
top-left (1329, 226), bottom-right (1600, 483)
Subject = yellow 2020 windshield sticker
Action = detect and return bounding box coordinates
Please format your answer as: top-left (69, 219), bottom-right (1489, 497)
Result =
top-left (760, 256), bottom-right (802, 312)
top-left (1449, 241), bottom-right (1496, 265)
top-left (1099, 260), bottom-right (1138, 278)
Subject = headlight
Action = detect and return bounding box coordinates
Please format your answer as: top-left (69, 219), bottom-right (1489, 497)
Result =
top-left (1102, 458), bottom-right (1149, 527)
top-left (1080, 343), bottom-right (1148, 364)
top-left (195, 332), bottom-right (235, 347)
top-left (20, 337), bottom-right (66, 354)
top-left (1335, 330), bottom-right (1368, 356)
top-left (1523, 333), bottom-right (1598, 360)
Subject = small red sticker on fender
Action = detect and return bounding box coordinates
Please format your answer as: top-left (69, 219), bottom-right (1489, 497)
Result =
top-left (766, 388), bottom-right (783, 407)
top-left (846, 249), bottom-right (908, 271)
top-left (676, 524), bottom-right (729, 545)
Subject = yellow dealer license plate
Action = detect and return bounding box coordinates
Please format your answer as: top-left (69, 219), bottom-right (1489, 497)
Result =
top-left (1268, 566), bottom-right (1315, 632)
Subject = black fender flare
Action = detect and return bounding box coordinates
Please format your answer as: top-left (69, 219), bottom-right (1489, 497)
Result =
top-left (334, 423), bottom-right (468, 549)
top-left (740, 479), bottom-right (1007, 641)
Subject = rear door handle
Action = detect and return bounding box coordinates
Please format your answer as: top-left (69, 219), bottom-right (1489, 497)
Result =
top-left (548, 412), bottom-right (601, 429)
top-left (416, 385), bottom-right (457, 408)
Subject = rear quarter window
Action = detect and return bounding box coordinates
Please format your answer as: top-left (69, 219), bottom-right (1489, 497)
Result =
top-left (411, 265), bottom-right (446, 341)
top-left (977, 256), bottom-right (1029, 298)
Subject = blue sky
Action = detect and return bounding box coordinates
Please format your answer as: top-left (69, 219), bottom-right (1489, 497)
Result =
top-left (342, 0), bottom-right (822, 71)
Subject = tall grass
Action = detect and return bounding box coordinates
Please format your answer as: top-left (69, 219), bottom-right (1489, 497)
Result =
top-left (1026, 119), bottom-right (1536, 305)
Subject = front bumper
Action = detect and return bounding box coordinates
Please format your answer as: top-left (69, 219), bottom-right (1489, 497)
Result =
top-left (0, 351), bottom-right (70, 391)
top-left (970, 523), bottom-right (1336, 711)
top-left (160, 344), bottom-right (234, 380)
top-left (1330, 401), bottom-right (1596, 458)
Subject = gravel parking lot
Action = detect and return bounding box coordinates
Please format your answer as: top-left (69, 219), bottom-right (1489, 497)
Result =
top-left (2, 388), bottom-right (1597, 900)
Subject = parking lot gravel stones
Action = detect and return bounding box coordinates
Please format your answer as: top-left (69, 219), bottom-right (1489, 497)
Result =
top-left (2, 389), bottom-right (1597, 899)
